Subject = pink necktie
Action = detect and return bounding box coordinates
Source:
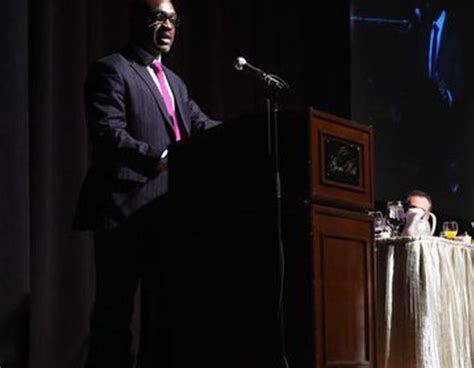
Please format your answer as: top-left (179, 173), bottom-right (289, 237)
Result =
top-left (150, 61), bottom-right (181, 141)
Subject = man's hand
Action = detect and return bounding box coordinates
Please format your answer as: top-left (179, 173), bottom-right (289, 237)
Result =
top-left (433, 73), bottom-right (452, 106)
top-left (156, 148), bottom-right (169, 173)
top-left (157, 157), bottom-right (168, 173)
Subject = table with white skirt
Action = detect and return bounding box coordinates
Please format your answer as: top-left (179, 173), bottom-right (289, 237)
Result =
top-left (376, 236), bottom-right (474, 368)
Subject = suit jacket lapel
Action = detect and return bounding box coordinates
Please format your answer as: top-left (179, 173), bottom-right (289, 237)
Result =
top-left (419, 26), bottom-right (430, 77)
top-left (437, 17), bottom-right (451, 76)
top-left (129, 61), bottom-right (175, 132)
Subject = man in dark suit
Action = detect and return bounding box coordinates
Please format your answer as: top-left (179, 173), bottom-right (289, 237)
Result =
top-left (415, 0), bottom-right (464, 109)
top-left (402, 0), bottom-right (466, 207)
top-left (74, 0), bottom-right (220, 366)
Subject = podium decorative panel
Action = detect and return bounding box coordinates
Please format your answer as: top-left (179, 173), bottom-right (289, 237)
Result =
top-left (309, 108), bottom-right (374, 211)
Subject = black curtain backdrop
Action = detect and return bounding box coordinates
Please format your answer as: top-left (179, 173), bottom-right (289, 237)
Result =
top-left (0, 1), bottom-right (29, 367)
top-left (0, 1), bottom-right (350, 367)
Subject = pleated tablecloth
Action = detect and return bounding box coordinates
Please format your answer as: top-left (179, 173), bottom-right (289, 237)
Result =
top-left (376, 236), bottom-right (474, 368)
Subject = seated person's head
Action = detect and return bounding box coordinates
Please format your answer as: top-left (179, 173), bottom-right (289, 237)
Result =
top-left (405, 190), bottom-right (433, 213)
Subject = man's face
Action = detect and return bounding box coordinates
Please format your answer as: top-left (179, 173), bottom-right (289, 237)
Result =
top-left (407, 195), bottom-right (432, 213)
top-left (137, 0), bottom-right (177, 56)
top-left (424, 0), bottom-right (443, 19)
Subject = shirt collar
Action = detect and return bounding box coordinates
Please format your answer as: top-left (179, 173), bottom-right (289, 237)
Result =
top-left (129, 44), bottom-right (161, 66)
top-left (433, 10), bottom-right (447, 30)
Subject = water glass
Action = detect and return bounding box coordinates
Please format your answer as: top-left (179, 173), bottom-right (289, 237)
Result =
top-left (369, 211), bottom-right (386, 237)
top-left (386, 200), bottom-right (406, 236)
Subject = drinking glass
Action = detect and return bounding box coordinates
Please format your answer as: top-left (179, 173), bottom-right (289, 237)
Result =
top-left (369, 211), bottom-right (387, 237)
top-left (386, 200), bottom-right (406, 236)
top-left (442, 221), bottom-right (458, 239)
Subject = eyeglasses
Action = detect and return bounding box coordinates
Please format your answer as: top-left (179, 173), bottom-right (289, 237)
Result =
top-left (147, 11), bottom-right (180, 28)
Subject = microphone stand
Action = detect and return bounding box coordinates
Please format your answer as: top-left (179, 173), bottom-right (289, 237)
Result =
top-left (263, 77), bottom-right (290, 368)
top-left (235, 59), bottom-right (290, 366)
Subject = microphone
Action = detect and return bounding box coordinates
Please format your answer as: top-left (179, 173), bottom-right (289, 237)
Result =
top-left (233, 57), bottom-right (267, 78)
top-left (233, 56), bottom-right (290, 92)
top-left (414, 7), bottom-right (422, 23)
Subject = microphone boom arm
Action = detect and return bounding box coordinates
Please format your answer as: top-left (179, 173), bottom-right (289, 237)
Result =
top-left (233, 56), bottom-right (290, 93)
top-left (351, 15), bottom-right (411, 26)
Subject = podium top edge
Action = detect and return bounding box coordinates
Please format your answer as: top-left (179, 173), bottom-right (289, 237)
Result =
top-left (309, 107), bottom-right (373, 133)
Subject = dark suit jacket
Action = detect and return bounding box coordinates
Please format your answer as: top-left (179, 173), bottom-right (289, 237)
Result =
top-left (74, 45), bottom-right (220, 231)
top-left (403, 12), bottom-right (467, 199)
top-left (416, 13), bottom-right (464, 107)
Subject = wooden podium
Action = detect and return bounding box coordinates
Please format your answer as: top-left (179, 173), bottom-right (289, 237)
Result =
top-left (167, 108), bottom-right (376, 368)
